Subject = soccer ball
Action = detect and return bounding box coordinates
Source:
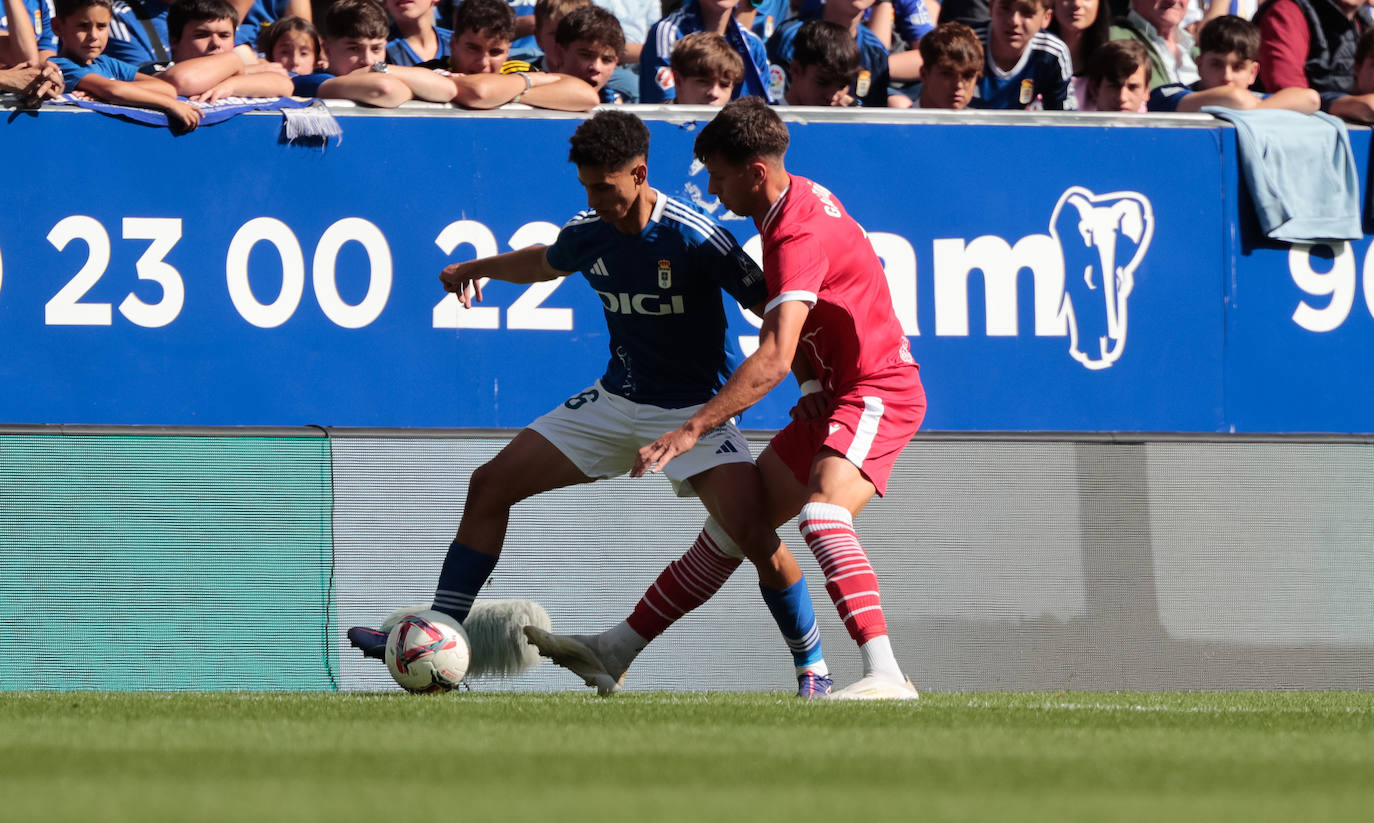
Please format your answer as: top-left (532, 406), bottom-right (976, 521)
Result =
top-left (384, 610), bottom-right (471, 693)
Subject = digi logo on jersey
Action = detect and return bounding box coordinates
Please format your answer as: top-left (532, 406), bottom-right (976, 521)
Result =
top-left (1050, 187), bottom-right (1154, 370)
top-left (595, 290), bottom-right (686, 316)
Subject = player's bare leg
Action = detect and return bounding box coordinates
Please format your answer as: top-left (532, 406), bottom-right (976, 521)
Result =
top-left (348, 429), bottom-right (593, 660)
top-left (759, 446), bottom-right (918, 700)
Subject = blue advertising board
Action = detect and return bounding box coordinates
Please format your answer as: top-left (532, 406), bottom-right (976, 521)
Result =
top-left (0, 106), bottom-right (1369, 433)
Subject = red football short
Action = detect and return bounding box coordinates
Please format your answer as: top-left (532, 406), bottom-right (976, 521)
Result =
top-left (769, 373), bottom-right (926, 497)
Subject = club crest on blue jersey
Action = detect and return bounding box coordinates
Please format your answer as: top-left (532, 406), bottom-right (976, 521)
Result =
top-left (657, 259), bottom-right (672, 288)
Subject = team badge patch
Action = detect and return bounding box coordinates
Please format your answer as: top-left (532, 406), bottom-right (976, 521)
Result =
top-left (1019, 79), bottom-right (1035, 105)
top-left (768, 64), bottom-right (786, 102)
top-left (657, 259), bottom-right (672, 288)
top-left (655, 66), bottom-right (675, 91)
top-left (855, 70), bottom-right (871, 99)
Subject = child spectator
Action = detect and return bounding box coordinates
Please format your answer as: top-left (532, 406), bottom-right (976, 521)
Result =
top-left (1082, 37), bottom-right (1150, 110)
top-left (529, 0), bottom-right (585, 70)
top-left (769, 0), bottom-right (904, 107)
top-left (968, 0), bottom-right (1072, 108)
top-left (256, 14), bottom-right (323, 74)
top-left (779, 19), bottom-right (860, 105)
top-left (670, 30), bottom-right (743, 104)
top-left (292, 0), bottom-right (457, 105)
top-left (153, 0), bottom-right (293, 100)
top-left (1147, 14), bottom-right (1319, 112)
top-left (422, 0), bottom-right (516, 74)
top-left (384, 0), bottom-right (450, 66)
top-left (642, 0), bottom-right (773, 103)
top-left (914, 19), bottom-right (982, 108)
top-left (50, 0), bottom-right (201, 130)
top-left (550, 3), bottom-right (632, 102)
top-left (235, 1), bottom-right (310, 62)
top-left (1329, 26), bottom-right (1374, 123)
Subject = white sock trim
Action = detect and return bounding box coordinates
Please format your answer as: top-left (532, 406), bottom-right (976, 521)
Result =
top-left (702, 516), bottom-right (745, 560)
top-left (799, 501), bottom-right (853, 528)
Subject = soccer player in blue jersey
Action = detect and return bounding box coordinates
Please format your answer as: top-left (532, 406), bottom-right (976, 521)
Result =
top-left (348, 110), bottom-right (833, 699)
top-left (968, 0), bottom-right (1072, 109)
top-left (640, 0), bottom-right (773, 103)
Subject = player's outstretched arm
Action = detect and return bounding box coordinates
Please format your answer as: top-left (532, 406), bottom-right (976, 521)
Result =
top-left (633, 300), bottom-right (811, 477)
top-left (439, 245), bottom-right (567, 308)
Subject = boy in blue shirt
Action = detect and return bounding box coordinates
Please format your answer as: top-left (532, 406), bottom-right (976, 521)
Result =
top-left (1147, 15), bottom-right (1319, 114)
top-left (550, 3), bottom-right (634, 102)
top-left (292, 0), bottom-right (456, 106)
top-left (152, 0), bottom-right (292, 101)
top-left (642, 0), bottom-right (773, 103)
top-left (968, 0), bottom-right (1072, 109)
top-left (384, 0), bottom-right (450, 66)
top-left (769, 0), bottom-right (906, 107)
top-left (50, 0), bottom-right (201, 130)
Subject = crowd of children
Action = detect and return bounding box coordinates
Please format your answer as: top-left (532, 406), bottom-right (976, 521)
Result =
top-left (2, 0), bottom-right (1373, 127)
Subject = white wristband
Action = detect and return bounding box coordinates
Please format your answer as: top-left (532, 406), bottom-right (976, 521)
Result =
top-left (799, 379), bottom-right (823, 396)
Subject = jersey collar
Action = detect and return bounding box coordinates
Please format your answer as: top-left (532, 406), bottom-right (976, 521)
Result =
top-left (761, 181), bottom-right (790, 233)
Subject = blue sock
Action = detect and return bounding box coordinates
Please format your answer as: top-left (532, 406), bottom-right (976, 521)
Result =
top-left (432, 540), bottom-right (499, 623)
top-left (760, 576), bottom-right (826, 675)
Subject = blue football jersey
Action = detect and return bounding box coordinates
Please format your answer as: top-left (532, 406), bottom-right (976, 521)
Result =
top-left (969, 21), bottom-right (1072, 110)
top-left (768, 15), bottom-right (892, 108)
top-left (0, 0), bottom-right (56, 53)
top-left (544, 191), bottom-right (767, 408)
top-left (106, 0), bottom-right (171, 65)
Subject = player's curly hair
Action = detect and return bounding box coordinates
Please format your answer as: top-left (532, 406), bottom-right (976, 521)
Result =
top-left (693, 97), bottom-right (789, 166)
top-left (568, 110), bottom-right (650, 169)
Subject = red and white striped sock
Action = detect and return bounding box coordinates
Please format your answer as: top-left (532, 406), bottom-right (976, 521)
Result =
top-left (626, 518), bottom-right (743, 640)
top-left (800, 501), bottom-right (890, 645)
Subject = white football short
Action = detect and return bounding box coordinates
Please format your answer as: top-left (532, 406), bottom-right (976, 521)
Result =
top-left (527, 381), bottom-right (753, 497)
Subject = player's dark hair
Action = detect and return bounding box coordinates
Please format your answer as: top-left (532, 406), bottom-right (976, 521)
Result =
top-left (1085, 39), bottom-right (1151, 88)
top-left (452, 0), bottom-right (517, 41)
top-left (257, 15), bottom-right (322, 61)
top-left (168, 0), bottom-right (240, 42)
top-left (693, 97), bottom-right (789, 166)
top-left (554, 4), bottom-right (624, 55)
top-left (919, 21), bottom-right (982, 73)
top-left (568, 110), bottom-right (649, 170)
top-left (54, 0), bottom-right (111, 19)
top-left (1356, 26), bottom-right (1374, 68)
top-left (323, 0), bottom-right (389, 41)
top-left (534, 0), bottom-right (588, 30)
top-left (1198, 14), bottom-right (1261, 62)
top-left (671, 32), bottom-right (744, 86)
top-left (791, 20), bottom-right (861, 87)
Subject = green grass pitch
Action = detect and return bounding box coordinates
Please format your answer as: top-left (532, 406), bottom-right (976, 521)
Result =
top-left (2, 691), bottom-right (1371, 823)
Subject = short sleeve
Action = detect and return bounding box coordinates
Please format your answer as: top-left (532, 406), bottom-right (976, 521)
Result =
top-left (544, 215), bottom-right (593, 274)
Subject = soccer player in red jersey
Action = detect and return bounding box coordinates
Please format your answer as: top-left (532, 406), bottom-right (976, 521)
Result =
top-left (533, 97), bottom-right (925, 699)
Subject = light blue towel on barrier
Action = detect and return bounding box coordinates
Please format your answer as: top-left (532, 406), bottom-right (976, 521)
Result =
top-left (1203, 107), bottom-right (1362, 243)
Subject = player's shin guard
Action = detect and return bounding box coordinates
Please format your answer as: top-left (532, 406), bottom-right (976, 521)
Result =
top-left (626, 518), bottom-right (742, 640)
top-left (432, 540), bottom-right (499, 624)
top-left (759, 577), bottom-right (827, 676)
top-left (799, 501), bottom-right (889, 645)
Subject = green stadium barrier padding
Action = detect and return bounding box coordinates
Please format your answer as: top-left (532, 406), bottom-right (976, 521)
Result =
top-left (0, 435), bottom-right (336, 690)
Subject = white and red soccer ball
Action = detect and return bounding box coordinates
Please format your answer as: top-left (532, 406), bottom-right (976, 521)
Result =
top-left (384, 610), bottom-right (471, 693)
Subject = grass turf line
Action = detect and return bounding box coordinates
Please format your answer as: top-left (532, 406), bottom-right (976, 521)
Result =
top-left (1, 691), bottom-right (1370, 823)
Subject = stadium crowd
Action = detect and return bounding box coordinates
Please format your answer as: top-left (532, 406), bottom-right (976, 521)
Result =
top-left (2, 0), bottom-right (1374, 126)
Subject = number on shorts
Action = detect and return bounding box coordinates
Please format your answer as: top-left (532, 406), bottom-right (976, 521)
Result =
top-left (563, 389), bottom-right (599, 410)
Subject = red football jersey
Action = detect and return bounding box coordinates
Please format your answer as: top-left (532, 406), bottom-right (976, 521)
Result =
top-left (759, 175), bottom-right (917, 392)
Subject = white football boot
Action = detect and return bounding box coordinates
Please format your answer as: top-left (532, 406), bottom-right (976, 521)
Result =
top-left (523, 626), bottom-right (626, 696)
top-left (829, 673), bottom-right (920, 701)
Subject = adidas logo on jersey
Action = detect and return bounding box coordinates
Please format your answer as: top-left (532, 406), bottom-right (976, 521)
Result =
top-left (715, 440), bottom-right (740, 455)
top-left (589, 258), bottom-right (610, 277)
